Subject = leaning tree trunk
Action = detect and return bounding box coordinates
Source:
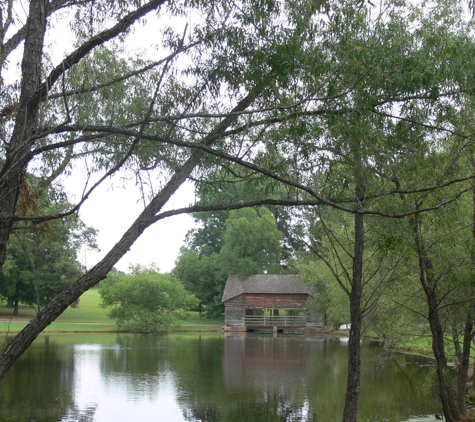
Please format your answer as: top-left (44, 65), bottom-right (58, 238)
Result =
top-left (0, 150), bottom-right (209, 379)
top-left (0, 89), bottom-right (259, 381)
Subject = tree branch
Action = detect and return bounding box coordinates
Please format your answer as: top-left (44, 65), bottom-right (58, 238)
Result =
top-left (0, 0), bottom-right (83, 70)
top-left (32, 0), bottom-right (168, 105)
top-left (46, 39), bottom-right (200, 100)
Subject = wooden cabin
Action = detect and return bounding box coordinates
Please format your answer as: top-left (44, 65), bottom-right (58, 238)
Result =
top-left (222, 274), bottom-right (323, 332)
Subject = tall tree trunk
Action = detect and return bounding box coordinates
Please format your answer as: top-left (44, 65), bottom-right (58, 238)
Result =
top-left (412, 211), bottom-right (466, 422)
top-left (470, 157), bottom-right (475, 394)
top-left (448, 156), bottom-right (475, 414)
top-left (453, 164), bottom-right (475, 413)
top-left (0, 0), bottom-right (47, 269)
top-left (342, 210), bottom-right (364, 422)
top-left (342, 154), bottom-right (365, 422)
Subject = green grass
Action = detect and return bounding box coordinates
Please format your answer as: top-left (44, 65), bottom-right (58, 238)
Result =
top-left (181, 312), bottom-right (223, 326)
top-left (395, 336), bottom-right (434, 357)
top-left (60, 288), bottom-right (113, 323)
top-left (0, 288), bottom-right (223, 333)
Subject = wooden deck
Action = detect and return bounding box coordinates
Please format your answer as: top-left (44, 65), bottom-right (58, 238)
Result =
top-left (224, 314), bottom-right (324, 333)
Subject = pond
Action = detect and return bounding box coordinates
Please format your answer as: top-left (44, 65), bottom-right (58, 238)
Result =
top-left (0, 333), bottom-right (441, 422)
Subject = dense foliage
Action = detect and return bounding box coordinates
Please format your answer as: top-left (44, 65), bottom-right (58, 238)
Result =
top-left (99, 266), bottom-right (198, 332)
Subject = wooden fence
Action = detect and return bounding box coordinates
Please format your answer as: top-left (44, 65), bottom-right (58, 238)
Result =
top-left (244, 315), bottom-right (307, 327)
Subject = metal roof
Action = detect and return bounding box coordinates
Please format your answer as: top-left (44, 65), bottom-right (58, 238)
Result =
top-left (221, 274), bottom-right (313, 302)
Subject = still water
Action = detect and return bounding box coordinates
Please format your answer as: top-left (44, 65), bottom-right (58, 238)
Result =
top-left (0, 333), bottom-right (441, 422)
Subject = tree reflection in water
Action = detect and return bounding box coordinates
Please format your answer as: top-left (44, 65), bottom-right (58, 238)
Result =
top-left (61, 404), bottom-right (98, 422)
top-left (0, 333), bottom-right (441, 422)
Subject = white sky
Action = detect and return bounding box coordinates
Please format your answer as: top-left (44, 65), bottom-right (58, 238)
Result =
top-left (71, 175), bottom-right (195, 274)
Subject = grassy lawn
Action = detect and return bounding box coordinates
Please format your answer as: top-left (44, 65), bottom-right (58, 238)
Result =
top-left (0, 288), bottom-right (223, 333)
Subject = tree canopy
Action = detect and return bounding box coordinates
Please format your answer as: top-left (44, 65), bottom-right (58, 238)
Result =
top-left (2, 0), bottom-right (475, 420)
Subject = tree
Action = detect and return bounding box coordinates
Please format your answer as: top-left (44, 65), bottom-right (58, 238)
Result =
top-left (0, 178), bottom-right (97, 315)
top-left (173, 248), bottom-right (225, 317)
top-left (174, 206), bottom-right (284, 317)
top-left (99, 266), bottom-right (198, 332)
top-left (299, 259), bottom-right (350, 330)
top-left (186, 167), bottom-right (305, 264)
top-left (1, 228), bottom-right (82, 316)
top-left (220, 207), bottom-right (283, 276)
top-left (395, 152), bottom-right (475, 422)
top-left (0, 0), bottom-right (327, 380)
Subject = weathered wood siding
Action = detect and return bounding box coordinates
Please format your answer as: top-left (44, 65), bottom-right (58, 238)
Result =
top-left (243, 293), bottom-right (308, 309)
top-left (224, 293), bottom-right (319, 327)
top-left (224, 305), bottom-right (245, 326)
top-left (224, 295), bottom-right (245, 325)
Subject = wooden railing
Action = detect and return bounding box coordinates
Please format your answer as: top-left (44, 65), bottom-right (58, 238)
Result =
top-left (244, 315), bottom-right (306, 326)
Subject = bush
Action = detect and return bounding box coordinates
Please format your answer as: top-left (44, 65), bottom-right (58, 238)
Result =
top-left (99, 267), bottom-right (198, 332)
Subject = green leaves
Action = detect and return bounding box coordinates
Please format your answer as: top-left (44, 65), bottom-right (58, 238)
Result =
top-left (220, 207), bottom-right (283, 276)
top-left (0, 179), bottom-right (96, 311)
top-left (99, 267), bottom-right (198, 332)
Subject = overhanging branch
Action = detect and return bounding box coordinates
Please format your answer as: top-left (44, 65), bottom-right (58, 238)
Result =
top-left (32, 0), bottom-right (168, 105)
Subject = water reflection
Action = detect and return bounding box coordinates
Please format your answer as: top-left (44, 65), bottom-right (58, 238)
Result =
top-left (0, 333), bottom-right (440, 422)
